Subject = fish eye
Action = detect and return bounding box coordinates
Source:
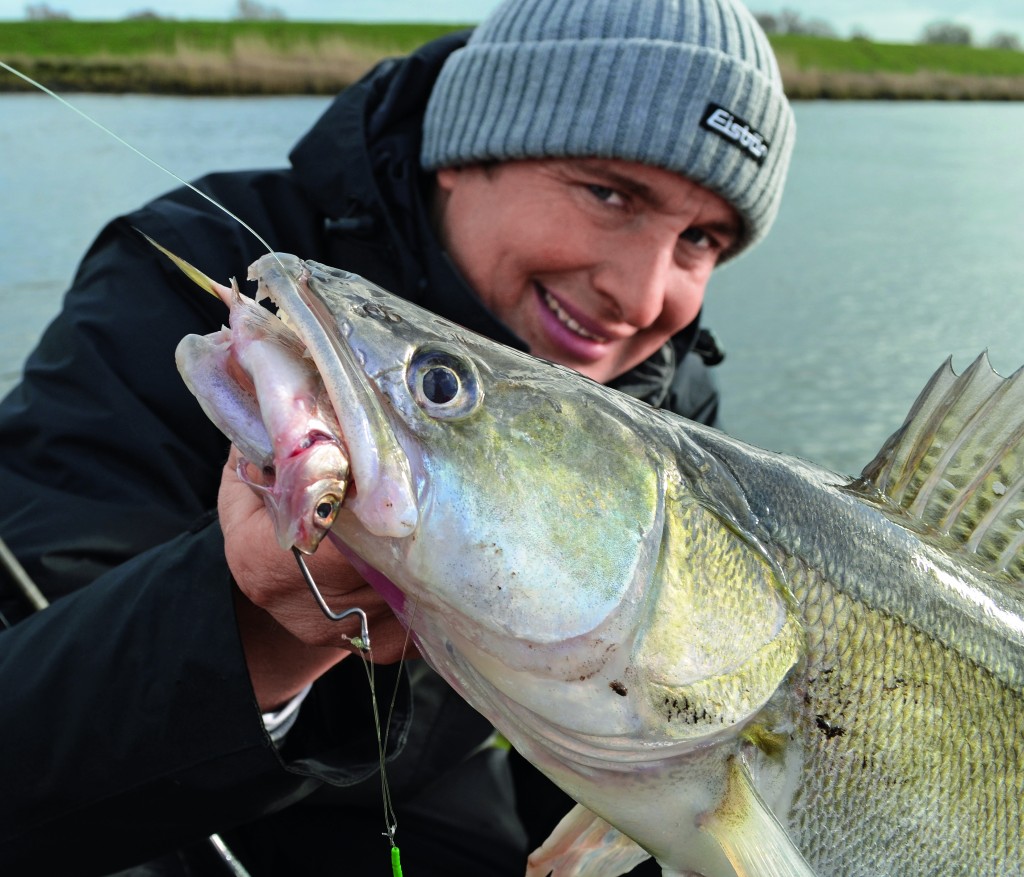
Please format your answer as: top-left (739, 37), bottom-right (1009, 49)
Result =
top-left (422, 365), bottom-right (460, 404)
top-left (408, 347), bottom-right (482, 420)
top-left (314, 494), bottom-right (340, 528)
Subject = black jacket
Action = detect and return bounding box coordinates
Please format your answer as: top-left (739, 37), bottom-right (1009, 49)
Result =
top-left (0, 32), bottom-right (718, 876)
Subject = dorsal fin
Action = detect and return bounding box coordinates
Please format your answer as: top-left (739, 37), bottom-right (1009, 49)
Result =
top-left (855, 353), bottom-right (1024, 582)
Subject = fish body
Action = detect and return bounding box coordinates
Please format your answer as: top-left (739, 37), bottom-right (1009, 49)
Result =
top-left (177, 252), bottom-right (1024, 876)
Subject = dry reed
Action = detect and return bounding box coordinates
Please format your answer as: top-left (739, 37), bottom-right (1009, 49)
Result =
top-left (780, 64), bottom-right (1024, 101)
top-left (5, 41), bottom-right (1024, 99)
top-left (2, 35), bottom-right (382, 94)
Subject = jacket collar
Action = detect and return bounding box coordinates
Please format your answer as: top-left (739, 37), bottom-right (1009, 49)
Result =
top-left (288, 32), bottom-right (465, 236)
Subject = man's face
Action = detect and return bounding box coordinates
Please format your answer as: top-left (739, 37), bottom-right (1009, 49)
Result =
top-left (434, 158), bottom-right (741, 383)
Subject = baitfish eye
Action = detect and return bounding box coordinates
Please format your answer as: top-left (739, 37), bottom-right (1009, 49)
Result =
top-left (314, 494), bottom-right (340, 528)
top-left (408, 346), bottom-right (482, 420)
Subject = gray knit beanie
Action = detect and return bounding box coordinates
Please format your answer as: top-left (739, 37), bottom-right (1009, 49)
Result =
top-left (421, 0), bottom-right (795, 258)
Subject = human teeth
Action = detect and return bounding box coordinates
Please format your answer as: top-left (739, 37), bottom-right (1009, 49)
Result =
top-left (543, 291), bottom-right (607, 342)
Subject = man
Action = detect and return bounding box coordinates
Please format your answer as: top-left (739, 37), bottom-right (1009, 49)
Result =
top-left (0, 0), bottom-right (794, 873)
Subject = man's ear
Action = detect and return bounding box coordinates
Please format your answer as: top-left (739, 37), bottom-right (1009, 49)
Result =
top-left (435, 166), bottom-right (460, 193)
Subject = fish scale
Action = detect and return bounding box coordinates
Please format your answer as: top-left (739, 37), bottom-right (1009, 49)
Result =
top-left (788, 559), bottom-right (1023, 874)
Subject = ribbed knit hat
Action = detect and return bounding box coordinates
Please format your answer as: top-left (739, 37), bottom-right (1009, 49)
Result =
top-left (421, 0), bottom-right (795, 258)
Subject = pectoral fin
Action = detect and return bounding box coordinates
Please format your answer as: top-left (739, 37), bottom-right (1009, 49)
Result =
top-left (699, 756), bottom-right (817, 877)
top-left (526, 803), bottom-right (651, 877)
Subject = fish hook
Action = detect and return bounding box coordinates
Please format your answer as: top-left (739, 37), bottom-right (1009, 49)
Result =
top-left (292, 547), bottom-right (371, 651)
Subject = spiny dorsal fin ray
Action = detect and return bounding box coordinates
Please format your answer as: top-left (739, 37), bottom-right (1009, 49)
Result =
top-left (856, 353), bottom-right (1024, 582)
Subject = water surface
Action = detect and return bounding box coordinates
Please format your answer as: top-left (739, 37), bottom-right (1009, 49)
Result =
top-left (0, 93), bottom-right (328, 390)
top-left (706, 101), bottom-right (1024, 474)
top-left (2, 95), bottom-right (1022, 476)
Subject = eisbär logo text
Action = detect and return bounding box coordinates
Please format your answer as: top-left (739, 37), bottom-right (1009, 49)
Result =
top-left (701, 104), bottom-right (769, 164)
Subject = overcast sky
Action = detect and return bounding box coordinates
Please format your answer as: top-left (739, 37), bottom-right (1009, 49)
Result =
top-left (3, 1), bottom-right (1023, 43)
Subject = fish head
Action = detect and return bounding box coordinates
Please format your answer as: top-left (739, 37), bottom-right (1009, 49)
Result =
top-left (179, 248), bottom-right (800, 782)
top-left (235, 442), bottom-right (349, 555)
top-left (252, 255), bottom-right (670, 680)
top-left (253, 254), bottom-right (801, 759)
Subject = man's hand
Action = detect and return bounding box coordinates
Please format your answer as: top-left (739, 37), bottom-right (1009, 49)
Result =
top-left (218, 446), bottom-right (416, 711)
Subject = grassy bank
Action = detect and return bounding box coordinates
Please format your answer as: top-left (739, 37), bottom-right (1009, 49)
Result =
top-left (0, 20), bottom-right (466, 94)
top-left (2, 20), bottom-right (1024, 98)
top-left (773, 33), bottom-right (1024, 99)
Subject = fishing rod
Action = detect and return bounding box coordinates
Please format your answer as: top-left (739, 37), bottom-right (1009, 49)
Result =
top-left (0, 533), bottom-right (406, 876)
top-left (0, 534), bottom-right (255, 877)
top-left (0, 60), bottom-right (407, 877)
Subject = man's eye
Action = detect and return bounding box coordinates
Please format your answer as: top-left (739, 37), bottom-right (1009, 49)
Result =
top-left (680, 227), bottom-right (715, 250)
top-left (587, 184), bottom-right (623, 205)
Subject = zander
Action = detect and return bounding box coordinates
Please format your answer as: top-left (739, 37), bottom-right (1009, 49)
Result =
top-left (176, 251), bottom-right (1024, 877)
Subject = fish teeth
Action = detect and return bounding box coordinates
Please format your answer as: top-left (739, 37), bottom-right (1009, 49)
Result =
top-left (543, 291), bottom-right (608, 343)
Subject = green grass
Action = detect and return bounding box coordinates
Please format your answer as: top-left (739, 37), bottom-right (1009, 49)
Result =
top-left (3, 21), bottom-right (1023, 76)
top-left (2, 21), bottom-right (1023, 97)
top-left (0, 19), bottom-right (469, 58)
top-left (772, 34), bottom-right (1024, 77)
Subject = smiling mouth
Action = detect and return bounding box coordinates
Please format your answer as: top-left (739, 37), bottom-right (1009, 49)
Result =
top-left (541, 290), bottom-right (609, 343)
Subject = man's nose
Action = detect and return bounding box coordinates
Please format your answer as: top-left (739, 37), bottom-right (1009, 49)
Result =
top-left (594, 234), bottom-right (675, 329)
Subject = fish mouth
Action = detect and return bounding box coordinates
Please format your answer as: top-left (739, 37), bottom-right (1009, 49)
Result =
top-left (249, 253), bottom-right (418, 540)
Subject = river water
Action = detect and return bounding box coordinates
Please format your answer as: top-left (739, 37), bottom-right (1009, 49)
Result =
top-left (2, 94), bottom-right (1022, 476)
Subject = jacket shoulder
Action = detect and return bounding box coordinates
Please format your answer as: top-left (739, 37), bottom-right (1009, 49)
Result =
top-left (667, 350), bottom-right (721, 427)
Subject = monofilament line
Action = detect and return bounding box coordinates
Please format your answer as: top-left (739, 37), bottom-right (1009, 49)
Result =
top-left (357, 597), bottom-right (420, 876)
top-left (0, 60), bottom-right (313, 874)
top-left (0, 60), bottom-right (276, 258)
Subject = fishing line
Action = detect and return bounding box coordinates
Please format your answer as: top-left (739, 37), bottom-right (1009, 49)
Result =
top-left (0, 61), bottom-right (278, 260)
top-left (4, 60), bottom-right (410, 875)
top-left (293, 548), bottom-right (417, 875)
top-left (0, 59), bottom-right (301, 312)
top-left (354, 600), bottom-right (421, 877)
top-left (375, 597), bottom-right (420, 850)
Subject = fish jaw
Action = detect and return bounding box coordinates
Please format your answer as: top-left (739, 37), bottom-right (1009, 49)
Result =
top-left (248, 254), bottom-right (418, 539)
top-left (175, 260), bottom-right (355, 554)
